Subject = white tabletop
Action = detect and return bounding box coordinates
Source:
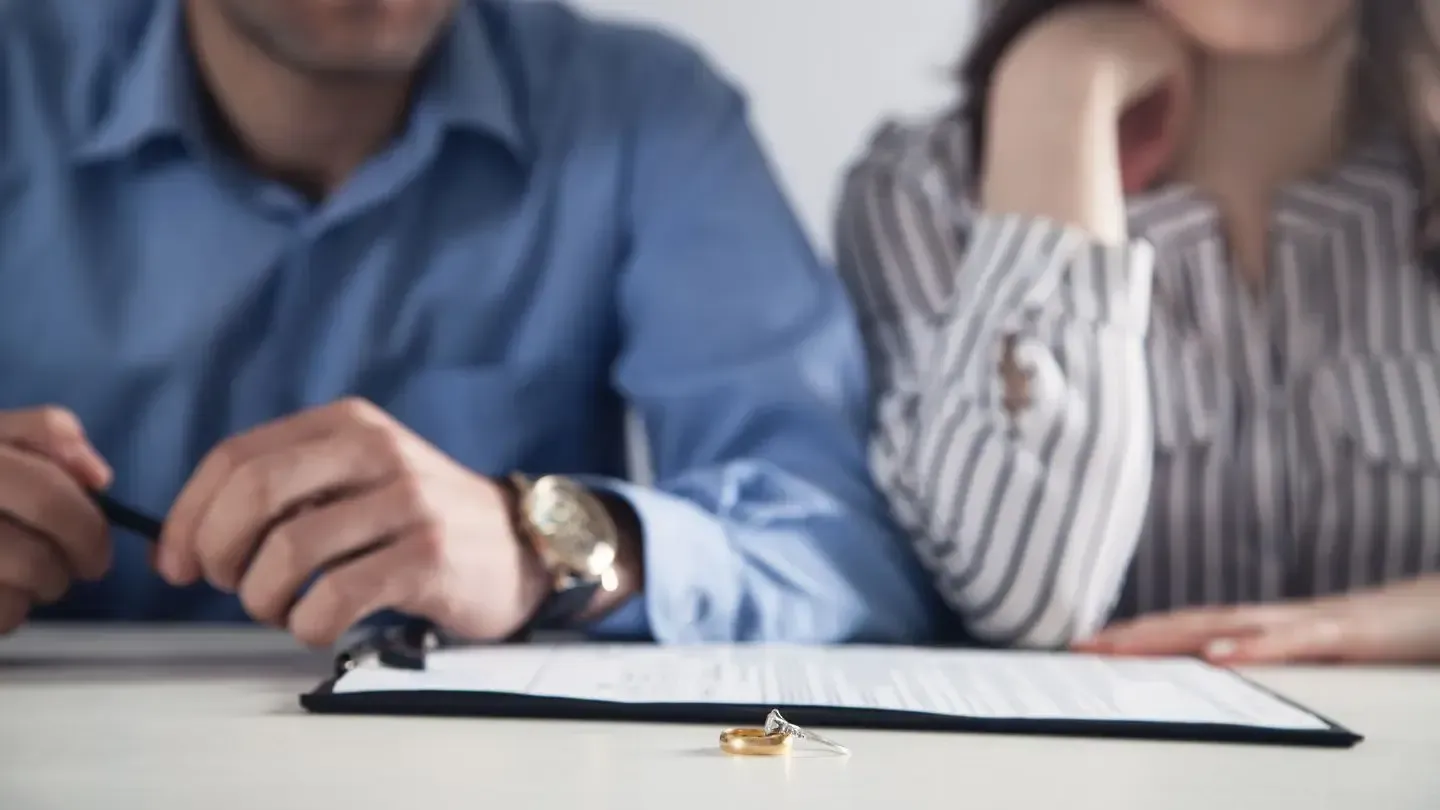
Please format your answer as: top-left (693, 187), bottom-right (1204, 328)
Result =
top-left (2, 626), bottom-right (1438, 810)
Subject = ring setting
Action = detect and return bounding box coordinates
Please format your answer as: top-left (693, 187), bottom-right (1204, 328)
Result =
top-left (718, 710), bottom-right (850, 757)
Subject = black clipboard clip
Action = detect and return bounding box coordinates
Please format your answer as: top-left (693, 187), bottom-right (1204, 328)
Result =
top-left (333, 618), bottom-right (440, 677)
top-left (330, 613), bottom-right (548, 678)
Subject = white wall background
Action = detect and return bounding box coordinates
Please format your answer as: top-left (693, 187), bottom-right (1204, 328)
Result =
top-left (571, 0), bottom-right (982, 255)
top-left (563, 1), bottom-right (983, 479)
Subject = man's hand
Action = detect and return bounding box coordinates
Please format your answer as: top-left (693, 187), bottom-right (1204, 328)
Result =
top-left (156, 398), bottom-right (550, 647)
top-left (0, 407), bottom-right (113, 633)
top-left (1075, 577), bottom-right (1440, 665)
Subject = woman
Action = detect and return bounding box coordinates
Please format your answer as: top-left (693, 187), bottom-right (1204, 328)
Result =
top-left (837, 0), bottom-right (1440, 664)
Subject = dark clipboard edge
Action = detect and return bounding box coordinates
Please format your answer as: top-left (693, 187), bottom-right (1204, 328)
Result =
top-left (1223, 667), bottom-right (1362, 745)
top-left (299, 674), bottom-right (1362, 749)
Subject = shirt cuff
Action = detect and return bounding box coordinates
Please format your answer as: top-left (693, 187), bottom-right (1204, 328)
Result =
top-left (962, 213), bottom-right (1156, 333)
top-left (575, 476), bottom-right (739, 643)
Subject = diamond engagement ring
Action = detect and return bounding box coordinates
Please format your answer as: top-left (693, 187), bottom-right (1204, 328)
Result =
top-left (764, 710), bottom-right (851, 755)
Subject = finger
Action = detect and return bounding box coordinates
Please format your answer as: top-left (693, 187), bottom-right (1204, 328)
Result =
top-left (287, 537), bottom-right (430, 648)
top-left (185, 426), bottom-right (406, 593)
top-left (1079, 604), bottom-right (1291, 657)
top-left (0, 586), bottom-right (29, 635)
top-left (0, 445), bottom-right (109, 580)
top-left (160, 400), bottom-right (389, 582)
top-left (0, 407), bottom-right (112, 490)
top-left (1076, 611), bottom-right (1238, 655)
top-left (0, 523), bottom-right (70, 604)
top-left (1204, 618), bottom-right (1349, 666)
top-left (238, 477), bottom-right (431, 627)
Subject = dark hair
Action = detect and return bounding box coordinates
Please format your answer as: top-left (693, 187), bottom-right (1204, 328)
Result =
top-left (952, 0), bottom-right (1440, 245)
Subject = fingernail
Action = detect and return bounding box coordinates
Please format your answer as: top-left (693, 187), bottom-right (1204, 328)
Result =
top-left (1205, 638), bottom-right (1238, 660)
top-left (154, 548), bottom-right (179, 584)
top-left (69, 449), bottom-right (110, 487)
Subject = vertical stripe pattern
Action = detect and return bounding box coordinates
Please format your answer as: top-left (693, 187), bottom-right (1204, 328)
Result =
top-left (835, 117), bottom-right (1440, 647)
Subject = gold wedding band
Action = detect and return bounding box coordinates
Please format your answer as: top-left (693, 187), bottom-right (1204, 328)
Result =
top-left (718, 727), bottom-right (792, 756)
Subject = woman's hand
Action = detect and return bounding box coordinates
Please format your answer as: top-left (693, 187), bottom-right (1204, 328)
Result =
top-left (981, 3), bottom-right (1195, 242)
top-left (1075, 576), bottom-right (1440, 665)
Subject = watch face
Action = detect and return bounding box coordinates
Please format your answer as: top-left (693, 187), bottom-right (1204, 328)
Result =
top-left (524, 476), bottom-right (618, 576)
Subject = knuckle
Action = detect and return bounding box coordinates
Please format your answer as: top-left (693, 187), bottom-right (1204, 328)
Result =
top-left (240, 579), bottom-right (285, 627)
top-left (317, 573), bottom-right (360, 615)
top-left (233, 457), bottom-right (280, 515)
top-left (409, 524), bottom-right (447, 568)
top-left (265, 520), bottom-right (306, 572)
top-left (32, 407), bottom-right (82, 442)
top-left (392, 474), bottom-right (434, 519)
top-left (243, 542), bottom-right (304, 623)
top-left (360, 420), bottom-right (407, 462)
top-left (335, 397), bottom-right (384, 425)
top-left (202, 443), bottom-right (243, 489)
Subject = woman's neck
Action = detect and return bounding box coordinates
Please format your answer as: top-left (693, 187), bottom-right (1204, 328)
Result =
top-left (1171, 33), bottom-right (1357, 285)
top-left (1174, 41), bottom-right (1356, 192)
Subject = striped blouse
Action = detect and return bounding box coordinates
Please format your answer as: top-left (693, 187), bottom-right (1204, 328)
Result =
top-left (836, 115), bottom-right (1440, 648)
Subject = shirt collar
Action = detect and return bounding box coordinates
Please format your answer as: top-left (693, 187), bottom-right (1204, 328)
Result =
top-left (420, 2), bottom-right (529, 160)
top-left (73, 0), bottom-right (195, 164)
top-left (74, 0), bottom-right (530, 165)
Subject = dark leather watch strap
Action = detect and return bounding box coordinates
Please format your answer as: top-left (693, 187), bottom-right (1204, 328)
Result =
top-left (504, 581), bottom-right (601, 642)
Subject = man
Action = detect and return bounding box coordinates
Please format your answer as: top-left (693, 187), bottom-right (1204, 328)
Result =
top-left (0, 0), bottom-right (938, 647)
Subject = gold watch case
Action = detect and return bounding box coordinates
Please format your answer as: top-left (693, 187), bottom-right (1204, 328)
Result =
top-left (511, 474), bottom-right (620, 592)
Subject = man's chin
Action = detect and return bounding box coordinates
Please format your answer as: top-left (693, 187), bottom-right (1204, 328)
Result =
top-left (269, 47), bottom-right (434, 82)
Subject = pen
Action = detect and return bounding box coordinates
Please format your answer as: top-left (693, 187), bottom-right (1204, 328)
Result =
top-left (92, 491), bottom-right (163, 542)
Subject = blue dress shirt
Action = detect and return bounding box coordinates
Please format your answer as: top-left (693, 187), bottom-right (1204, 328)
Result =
top-left (0, 0), bottom-right (938, 643)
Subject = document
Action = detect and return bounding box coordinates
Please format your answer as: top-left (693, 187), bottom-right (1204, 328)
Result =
top-left (331, 644), bottom-right (1330, 731)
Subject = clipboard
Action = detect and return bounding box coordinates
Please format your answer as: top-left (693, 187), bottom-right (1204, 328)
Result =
top-left (300, 627), bottom-right (1363, 749)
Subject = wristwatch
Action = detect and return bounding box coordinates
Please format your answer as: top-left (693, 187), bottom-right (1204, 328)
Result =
top-left (508, 473), bottom-right (621, 631)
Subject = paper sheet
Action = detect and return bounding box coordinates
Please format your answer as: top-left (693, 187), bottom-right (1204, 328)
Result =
top-left (331, 644), bottom-right (1329, 731)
